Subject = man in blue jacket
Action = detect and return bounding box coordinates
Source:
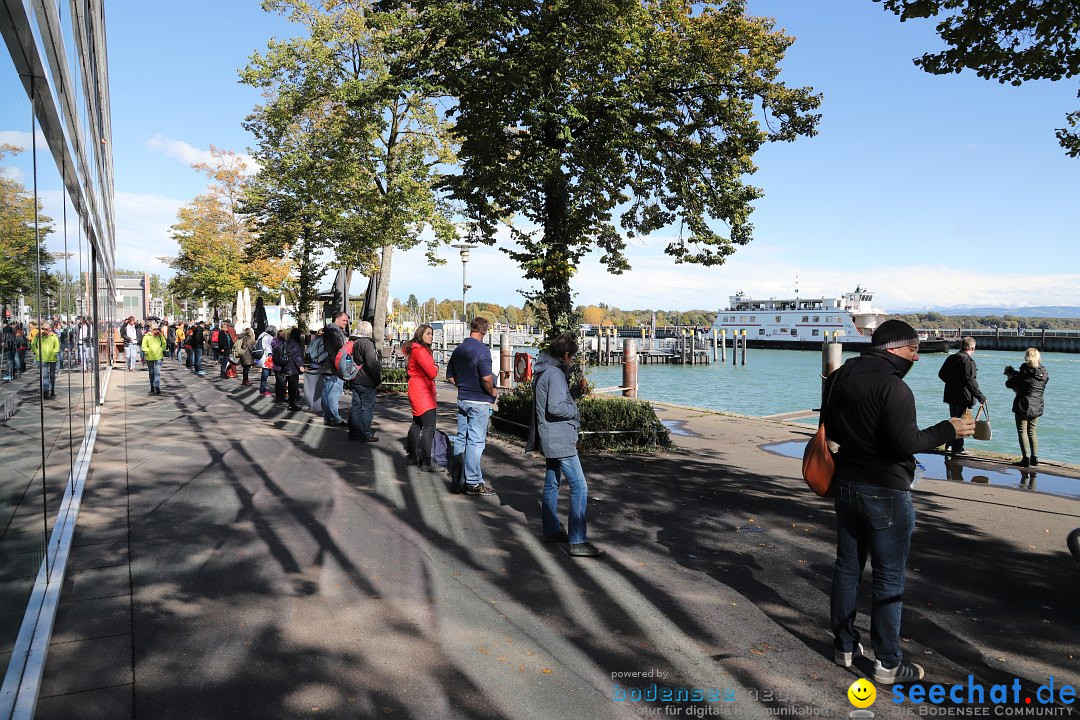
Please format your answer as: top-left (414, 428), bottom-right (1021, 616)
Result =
top-left (446, 317), bottom-right (498, 495)
top-left (527, 333), bottom-right (602, 557)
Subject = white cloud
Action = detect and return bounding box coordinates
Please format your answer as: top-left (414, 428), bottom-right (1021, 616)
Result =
top-left (0, 129), bottom-right (46, 150)
top-left (113, 190), bottom-right (185, 274)
top-left (380, 235), bottom-right (1080, 313)
top-left (146, 134), bottom-right (256, 173)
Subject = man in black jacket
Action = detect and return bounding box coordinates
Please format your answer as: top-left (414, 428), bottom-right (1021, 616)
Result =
top-left (348, 320), bottom-right (382, 441)
top-left (937, 336), bottom-right (986, 456)
top-left (320, 311), bottom-right (349, 426)
top-left (823, 320), bottom-right (973, 685)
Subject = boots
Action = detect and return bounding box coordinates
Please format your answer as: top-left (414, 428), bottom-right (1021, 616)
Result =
top-left (1030, 456), bottom-right (1039, 466)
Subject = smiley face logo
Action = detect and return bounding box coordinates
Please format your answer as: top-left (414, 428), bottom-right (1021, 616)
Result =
top-left (847, 678), bottom-right (876, 708)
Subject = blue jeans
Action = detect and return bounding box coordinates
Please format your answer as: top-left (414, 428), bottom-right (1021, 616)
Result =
top-left (4, 350), bottom-right (22, 378)
top-left (147, 360), bottom-right (162, 390)
top-left (125, 343), bottom-right (138, 370)
top-left (456, 400), bottom-right (491, 486)
top-left (193, 348), bottom-right (203, 373)
top-left (259, 367), bottom-right (271, 393)
top-left (542, 455), bottom-right (589, 544)
top-left (219, 353), bottom-right (230, 378)
top-left (79, 343), bottom-right (93, 370)
top-left (349, 383), bottom-right (377, 438)
top-left (40, 361), bottom-right (57, 396)
top-left (831, 480), bottom-right (915, 668)
top-left (322, 374), bottom-right (344, 422)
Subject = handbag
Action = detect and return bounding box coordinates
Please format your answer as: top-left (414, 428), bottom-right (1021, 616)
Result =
top-left (973, 403), bottom-right (992, 441)
top-left (802, 373), bottom-right (837, 497)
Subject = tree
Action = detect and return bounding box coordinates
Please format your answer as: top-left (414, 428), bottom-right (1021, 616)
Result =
top-left (242, 0), bottom-right (458, 337)
top-left (169, 149), bottom-right (293, 317)
top-left (415, 0), bottom-right (820, 338)
top-left (242, 102), bottom-right (354, 332)
top-left (0, 144), bottom-right (56, 318)
top-left (876, 0), bottom-right (1080, 156)
top-left (581, 305), bottom-right (608, 326)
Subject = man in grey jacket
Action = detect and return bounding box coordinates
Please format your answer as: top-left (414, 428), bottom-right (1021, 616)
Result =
top-left (348, 320), bottom-right (382, 442)
top-left (526, 333), bottom-right (603, 558)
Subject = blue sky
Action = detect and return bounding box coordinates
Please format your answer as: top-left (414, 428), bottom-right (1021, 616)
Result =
top-left (4, 0), bottom-right (1077, 313)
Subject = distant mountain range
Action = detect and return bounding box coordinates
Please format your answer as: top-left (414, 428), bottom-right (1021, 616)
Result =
top-left (890, 305), bottom-right (1080, 319)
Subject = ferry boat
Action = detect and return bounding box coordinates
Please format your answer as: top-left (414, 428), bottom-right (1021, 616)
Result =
top-left (711, 287), bottom-right (886, 350)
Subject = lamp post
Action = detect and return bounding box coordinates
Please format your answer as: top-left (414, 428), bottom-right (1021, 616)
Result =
top-left (452, 243), bottom-right (477, 325)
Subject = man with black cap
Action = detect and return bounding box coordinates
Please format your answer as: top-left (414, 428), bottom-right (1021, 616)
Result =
top-left (822, 319), bottom-right (974, 685)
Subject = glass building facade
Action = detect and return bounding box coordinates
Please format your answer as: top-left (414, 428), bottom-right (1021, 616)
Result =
top-left (1, 0), bottom-right (115, 716)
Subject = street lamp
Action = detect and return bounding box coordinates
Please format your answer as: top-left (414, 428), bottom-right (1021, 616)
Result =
top-left (452, 243), bottom-right (477, 325)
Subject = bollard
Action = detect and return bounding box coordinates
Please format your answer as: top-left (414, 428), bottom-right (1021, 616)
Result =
top-left (821, 340), bottom-right (842, 409)
top-left (712, 328), bottom-right (718, 362)
top-left (720, 329), bottom-right (726, 364)
top-left (500, 332), bottom-right (512, 389)
top-left (623, 339), bottom-right (638, 398)
top-left (740, 329), bottom-right (747, 365)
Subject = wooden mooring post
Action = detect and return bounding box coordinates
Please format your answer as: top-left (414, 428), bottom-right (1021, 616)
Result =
top-left (821, 339), bottom-right (842, 408)
top-left (740, 329), bottom-right (747, 365)
top-left (499, 332), bottom-right (512, 389)
top-left (720, 329), bottom-right (726, 364)
top-left (623, 339), bottom-right (638, 398)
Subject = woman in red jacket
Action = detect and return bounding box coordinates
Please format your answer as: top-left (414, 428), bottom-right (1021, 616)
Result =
top-left (405, 324), bottom-right (438, 470)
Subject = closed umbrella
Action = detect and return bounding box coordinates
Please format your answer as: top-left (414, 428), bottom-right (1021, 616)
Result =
top-left (252, 297), bottom-right (268, 337)
top-left (360, 273), bottom-right (378, 325)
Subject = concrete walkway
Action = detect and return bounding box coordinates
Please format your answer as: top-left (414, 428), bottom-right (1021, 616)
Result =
top-left (30, 361), bottom-right (1080, 719)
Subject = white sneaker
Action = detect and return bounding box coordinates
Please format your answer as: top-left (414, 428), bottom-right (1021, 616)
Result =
top-left (835, 642), bottom-right (864, 668)
top-left (873, 659), bottom-right (925, 685)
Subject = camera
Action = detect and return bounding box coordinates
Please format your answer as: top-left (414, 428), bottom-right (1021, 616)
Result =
top-left (1004, 365), bottom-right (1015, 376)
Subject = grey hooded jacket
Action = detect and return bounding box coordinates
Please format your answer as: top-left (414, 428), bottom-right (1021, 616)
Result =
top-left (526, 352), bottom-right (580, 459)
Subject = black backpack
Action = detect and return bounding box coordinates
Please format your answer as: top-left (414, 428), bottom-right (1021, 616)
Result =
top-left (271, 341), bottom-right (289, 370)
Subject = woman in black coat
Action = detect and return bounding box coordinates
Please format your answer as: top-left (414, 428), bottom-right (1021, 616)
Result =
top-left (1004, 348), bottom-right (1049, 467)
top-left (282, 328), bottom-right (305, 411)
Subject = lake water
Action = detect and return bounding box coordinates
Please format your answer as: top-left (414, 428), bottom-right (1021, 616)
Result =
top-left (584, 348), bottom-right (1080, 466)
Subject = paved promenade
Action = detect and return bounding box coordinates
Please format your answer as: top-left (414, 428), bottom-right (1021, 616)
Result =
top-left (30, 361), bottom-right (1080, 719)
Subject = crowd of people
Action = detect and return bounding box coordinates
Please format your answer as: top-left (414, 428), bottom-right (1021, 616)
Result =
top-left (1, 317), bottom-right (96, 395)
top-left (99, 312), bottom-right (602, 557)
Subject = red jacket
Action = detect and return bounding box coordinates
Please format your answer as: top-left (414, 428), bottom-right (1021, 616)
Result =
top-left (407, 344), bottom-right (438, 416)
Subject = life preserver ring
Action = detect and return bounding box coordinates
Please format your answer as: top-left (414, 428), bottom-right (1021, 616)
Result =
top-left (513, 352), bottom-right (533, 382)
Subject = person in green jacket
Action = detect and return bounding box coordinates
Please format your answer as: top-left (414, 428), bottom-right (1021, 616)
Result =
top-left (32, 325), bottom-right (60, 399)
top-left (141, 323), bottom-right (168, 394)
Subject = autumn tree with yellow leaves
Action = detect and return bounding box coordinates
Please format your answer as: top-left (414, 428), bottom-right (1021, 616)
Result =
top-left (168, 148), bottom-right (292, 316)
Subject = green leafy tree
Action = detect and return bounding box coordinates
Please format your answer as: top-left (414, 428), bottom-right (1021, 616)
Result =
top-left (242, 0), bottom-right (459, 337)
top-left (415, 0), bottom-right (820, 339)
top-left (0, 144), bottom-right (56, 318)
top-left (876, 0), bottom-right (1080, 156)
top-left (242, 102), bottom-right (352, 332)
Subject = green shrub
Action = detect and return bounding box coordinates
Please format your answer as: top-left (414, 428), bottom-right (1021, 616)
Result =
top-left (378, 367), bottom-right (408, 394)
top-left (492, 380), bottom-right (672, 453)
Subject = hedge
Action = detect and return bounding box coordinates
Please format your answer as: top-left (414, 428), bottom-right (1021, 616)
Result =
top-left (492, 379), bottom-right (672, 453)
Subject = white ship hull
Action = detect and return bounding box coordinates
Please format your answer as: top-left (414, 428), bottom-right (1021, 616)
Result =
top-left (712, 288), bottom-right (886, 346)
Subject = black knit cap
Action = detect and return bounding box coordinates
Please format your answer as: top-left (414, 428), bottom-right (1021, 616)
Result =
top-left (871, 319), bottom-right (919, 350)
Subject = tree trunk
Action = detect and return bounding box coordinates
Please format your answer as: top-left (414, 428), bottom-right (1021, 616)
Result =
top-left (541, 170), bottom-right (576, 340)
top-left (294, 227), bottom-right (319, 333)
top-left (373, 243), bottom-right (393, 345)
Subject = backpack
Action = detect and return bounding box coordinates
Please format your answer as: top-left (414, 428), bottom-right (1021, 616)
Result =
top-left (211, 329), bottom-right (220, 344)
top-left (271, 342), bottom-right (288, 370)
top-left (335, 339), bottom-right (359, 380)
top-left (431, 429), bottom-right (451, 468)
top-left (308, 335), bottom-right (328, 364)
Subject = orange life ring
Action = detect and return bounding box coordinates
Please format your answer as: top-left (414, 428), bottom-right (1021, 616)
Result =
top-left (513, 352), bottom-right (533, 382)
